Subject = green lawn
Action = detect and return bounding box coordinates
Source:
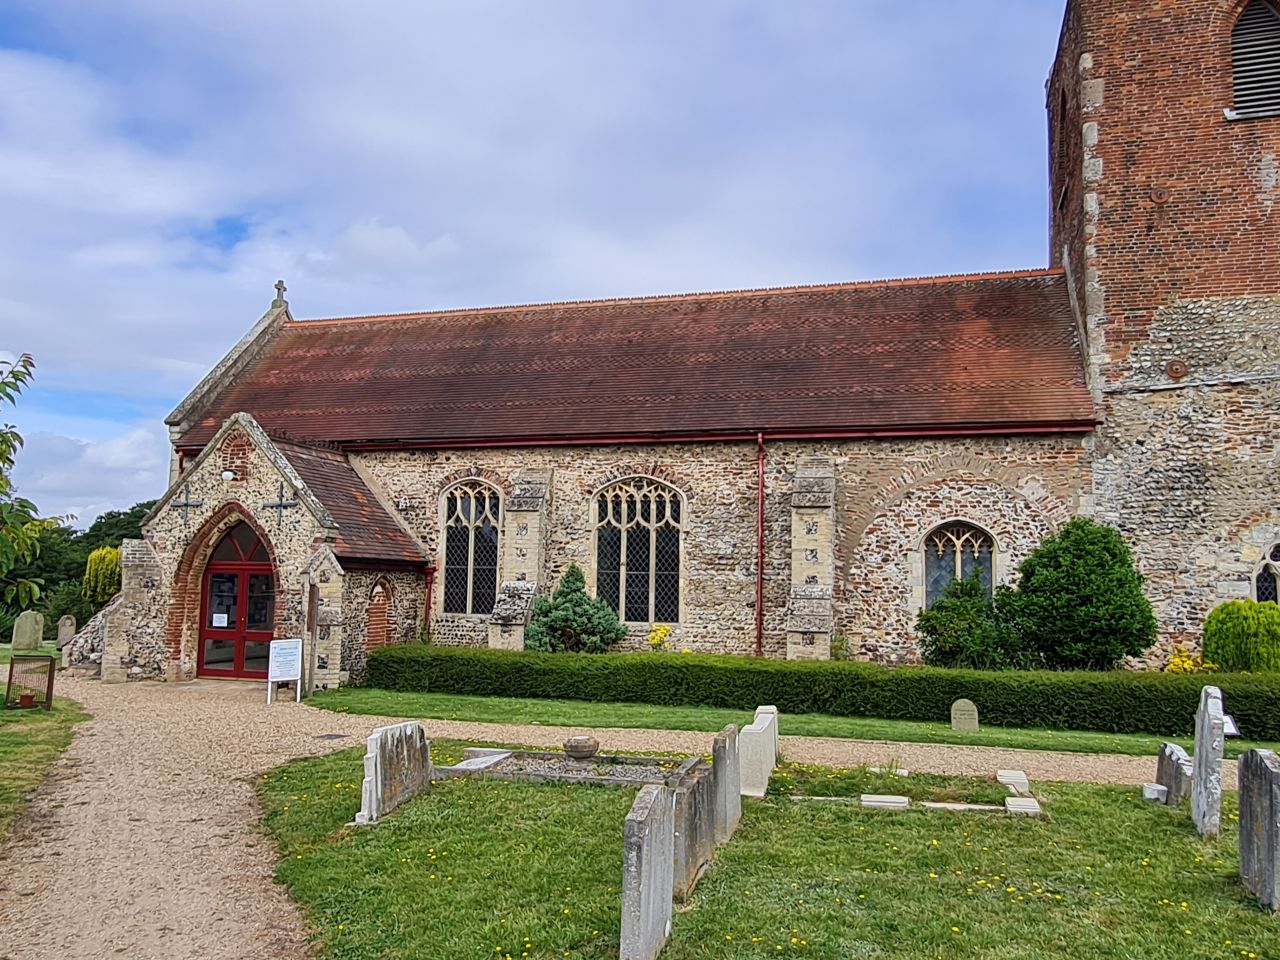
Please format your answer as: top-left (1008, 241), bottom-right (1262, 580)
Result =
top-left (261, 741), bottom-right (1280, 960)
top-left (0, 642), bottom-right (59, 664)
top-left (308, 687), bottom-right (1280, 760)
top-left (0, 697), bottom-right (88, 840)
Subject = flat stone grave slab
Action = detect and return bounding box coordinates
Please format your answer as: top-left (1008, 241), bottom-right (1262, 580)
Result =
top-left (1005, 797), bottom-right (1043, 816)
top-left (869, 767), bottom-right (910, 777)
top-left (434, 753), bottom-right (513, 778)
top-left (1143, 783), bottom-right (1169, 803)
top-left (997, 770), bottom-right (1031, 796)
top-left (920, 801), bottom-right (1004, 813)
top-left (860, 794), bottom-right (910, 811)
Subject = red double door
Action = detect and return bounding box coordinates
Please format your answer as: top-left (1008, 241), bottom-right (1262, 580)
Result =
top-left (198, 522), bottom-right (276, 679)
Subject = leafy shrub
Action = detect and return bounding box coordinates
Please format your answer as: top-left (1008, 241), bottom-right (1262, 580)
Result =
top-left (363, 644), bottom-right (1280, 739)
top-left (1203, 599), bottom-right (1280, 673)
top-left (915, 576), bottom-right (1036, 670)
top-left (1003, 518), bottom-right (1156, 670)
top-left (524, 564), bottom-right (627, 654)
top-left (81, 546), bottom-right (121, 604)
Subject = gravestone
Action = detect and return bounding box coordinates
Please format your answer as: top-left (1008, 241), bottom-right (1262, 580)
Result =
top-left (711, 724), bottom-right (741, 843)
top-left (353, 721), bottom-right (433, 826)
top-left (11, 610), bottom-right (44, 650)
top-left (1156, 742), bottom-right (1194, 805)
top-left (739, 707), bottom-right (779, 798)
top-left (1191, 685), bottom-right (1225, 838)
top-left (1238, 749), bottom-right (1280, 911)
top-left (56, 615), bottom-right (76, 648)
top-left (620, 784), bottom-right (675, 960)
top-left (950, 698), bottom-right (979, 732)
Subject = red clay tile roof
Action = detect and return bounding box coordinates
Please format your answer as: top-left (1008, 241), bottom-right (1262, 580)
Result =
top-left (273, 438), bottom-right (424, 564)
top-left (178, 269), bottom-right (1095, 448)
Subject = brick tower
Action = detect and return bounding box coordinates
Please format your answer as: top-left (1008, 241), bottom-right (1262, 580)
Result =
top-left (1048, 0), bottom-right (1280, 650)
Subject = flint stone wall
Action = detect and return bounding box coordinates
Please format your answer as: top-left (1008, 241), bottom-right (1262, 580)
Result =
top-left (620, 784), bottom-right (675, 960)
top-left (354, 436), bottom-right (1086, 663)
top-left (1238, 749), bottom-right (1280, 912)
top-left (354, 721), bottom-right (433, 826)
top-left (341, 569), bottom-right (425, 684)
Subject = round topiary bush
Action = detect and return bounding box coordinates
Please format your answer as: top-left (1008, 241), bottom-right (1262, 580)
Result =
top-left (1003, 517), bottom-right (1156, 670)
top-left (1203, 599), bottom-right (1280, 672)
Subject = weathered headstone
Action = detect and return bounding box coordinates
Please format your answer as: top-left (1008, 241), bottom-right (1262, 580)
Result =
top-left (670, 763), bottom-right (715, 901)
top-left (56, 615), bottom-right (76, 648)
top-left (353, 721), bottom-right (433, 826)
top-left (1156, 742), bottom-right (1194, 805)
top-left (950, 698), bottom-right (979, 732)
top-left (620, 784), bottom-right (675, 960)
top-left (711, 724), bottom-right (741, 842)
top-left (10, 610), bottom-right (44, 650)
top-left (739, 707), bottom-right (778, 798)
top-left (1191, 685), bottom-right (1225, 838)
top-left (1238, 749), bottom-right (1280, 911)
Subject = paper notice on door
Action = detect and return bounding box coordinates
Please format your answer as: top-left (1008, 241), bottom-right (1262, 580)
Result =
top-left (212, 613), bottom-right (229, 628)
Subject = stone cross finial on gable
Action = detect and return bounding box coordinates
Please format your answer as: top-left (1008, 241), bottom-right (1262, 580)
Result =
top-left (272, 279), bottom-right (287, 307)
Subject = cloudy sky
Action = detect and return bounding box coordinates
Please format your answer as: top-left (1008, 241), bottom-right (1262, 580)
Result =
top-left (1, 1), bottom-right (1066, 526)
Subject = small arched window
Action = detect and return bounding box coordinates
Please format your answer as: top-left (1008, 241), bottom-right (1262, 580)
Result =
top-left (441, 481), bottom-right (500, 615)
top-left (595, 478), bottom-right (682, 623)
top-left (367, 582), bottom-right (392, 649)
top-left (1256, 544), bottom-right (1280, 603)
top-left (923, 522), bottom-right (995, 608)
top-left (1231, 1), bottom-right (1280, 119)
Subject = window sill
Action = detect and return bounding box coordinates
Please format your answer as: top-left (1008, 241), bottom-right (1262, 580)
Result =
top-left (1223, 107), bottom-right (1280, 122)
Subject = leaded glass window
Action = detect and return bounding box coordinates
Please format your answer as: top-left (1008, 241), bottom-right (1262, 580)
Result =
top-left (1256, 543), bottom-right (1280, 604)
top-left (595, 478), bottom-right (681, 623)
top-left (442, 482), bottom-right (500, 615)
top-left (924, 522), bottom-right (994, 608)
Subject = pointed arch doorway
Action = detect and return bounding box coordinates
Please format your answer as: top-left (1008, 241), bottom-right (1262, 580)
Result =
top-left (198, 521), bottom-right (276, 678)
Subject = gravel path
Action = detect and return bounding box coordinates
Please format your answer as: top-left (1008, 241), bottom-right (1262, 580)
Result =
top-left (0, 676), bottom-right (1231, 959)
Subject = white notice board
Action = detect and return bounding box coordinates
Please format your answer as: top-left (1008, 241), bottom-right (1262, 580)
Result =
top-left (267, 638), bottom-right (303, 704)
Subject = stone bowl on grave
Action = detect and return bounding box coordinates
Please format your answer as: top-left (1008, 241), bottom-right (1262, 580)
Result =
top-left (564, 736), bottom-right (600, 760)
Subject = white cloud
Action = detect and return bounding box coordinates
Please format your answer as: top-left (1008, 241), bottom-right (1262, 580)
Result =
top-left (0, 0), bottom-right (1065, 517)
top-left (10, 426), bottom-right (169, 527)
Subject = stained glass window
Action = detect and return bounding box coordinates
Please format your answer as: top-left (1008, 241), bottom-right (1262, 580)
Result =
top-left (595, 478), bottom-right (681, 623)
top-left (924, 522), bottom-right (994, 608)
top-left (1256, 543), bottom-right (1280, 604)
top-left (442, 482), bottom-right (501, 615)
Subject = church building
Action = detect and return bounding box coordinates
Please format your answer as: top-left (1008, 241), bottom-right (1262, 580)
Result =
top-left (78, 0), bottom-right (1280, 684)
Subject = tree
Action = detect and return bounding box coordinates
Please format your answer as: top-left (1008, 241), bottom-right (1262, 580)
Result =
top-left (524, 564), bottom-right (627, 653)
top-left (0, 354), bottom-right (56, 608)
top-left (78, 500), bottom-right (156, 553)
top-left (1002, 517), bottom-right (1156, 670)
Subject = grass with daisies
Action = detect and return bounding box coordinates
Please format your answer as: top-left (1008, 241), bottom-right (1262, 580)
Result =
top-left (259, 741), bottom-right (1279, 960)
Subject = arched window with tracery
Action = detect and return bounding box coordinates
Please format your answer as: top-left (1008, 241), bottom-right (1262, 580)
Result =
top-left (595, 478), bottom-right (682, 623)
top-left (366, 582), bottom-right (393, 649)
top-left (1232, 1), bottom-right (1280, 120)
top-left (923, 522), bottom-right (995, 608)
top-left (1256, 544), bottom-right (1280, 603)
top-left (441, 481), bottom-right (500, 615)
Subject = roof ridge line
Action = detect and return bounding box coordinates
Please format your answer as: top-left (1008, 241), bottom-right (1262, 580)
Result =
top-left (285, 266), bottom-right (1066, 327)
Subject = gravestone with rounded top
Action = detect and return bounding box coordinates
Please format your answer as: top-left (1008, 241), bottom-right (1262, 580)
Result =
top-left (11, 610), bottom-right (43, 650)
top-left (56, 615), bottom-right (76, 648)
top-left (950, 698), bottom-right (979, 732)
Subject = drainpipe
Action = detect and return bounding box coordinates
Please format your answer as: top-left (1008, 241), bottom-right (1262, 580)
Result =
top-left (756, 432), bottom-right (766, 657)
top-left (423, 564), bottom-right (437, 642)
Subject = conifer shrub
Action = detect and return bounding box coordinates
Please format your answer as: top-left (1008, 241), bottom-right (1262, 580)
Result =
top-left (915, 575), bottom-right (1035, 670)
top-left (1003, 518), bottom-right (1156, 670)
top-left (81, 546), bottom-right (121, 605)
top-left (523, 564), bottom-right (627, 654)
top-left (1203, 599), bottom-right (1280, 673)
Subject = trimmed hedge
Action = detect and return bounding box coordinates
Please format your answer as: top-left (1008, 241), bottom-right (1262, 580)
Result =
top-left (365, 645), bottom-right (1280, 740)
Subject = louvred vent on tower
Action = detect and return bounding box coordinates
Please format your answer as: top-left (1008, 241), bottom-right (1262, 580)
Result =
top-left (1232, 1), bottom-right (1280, 119)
